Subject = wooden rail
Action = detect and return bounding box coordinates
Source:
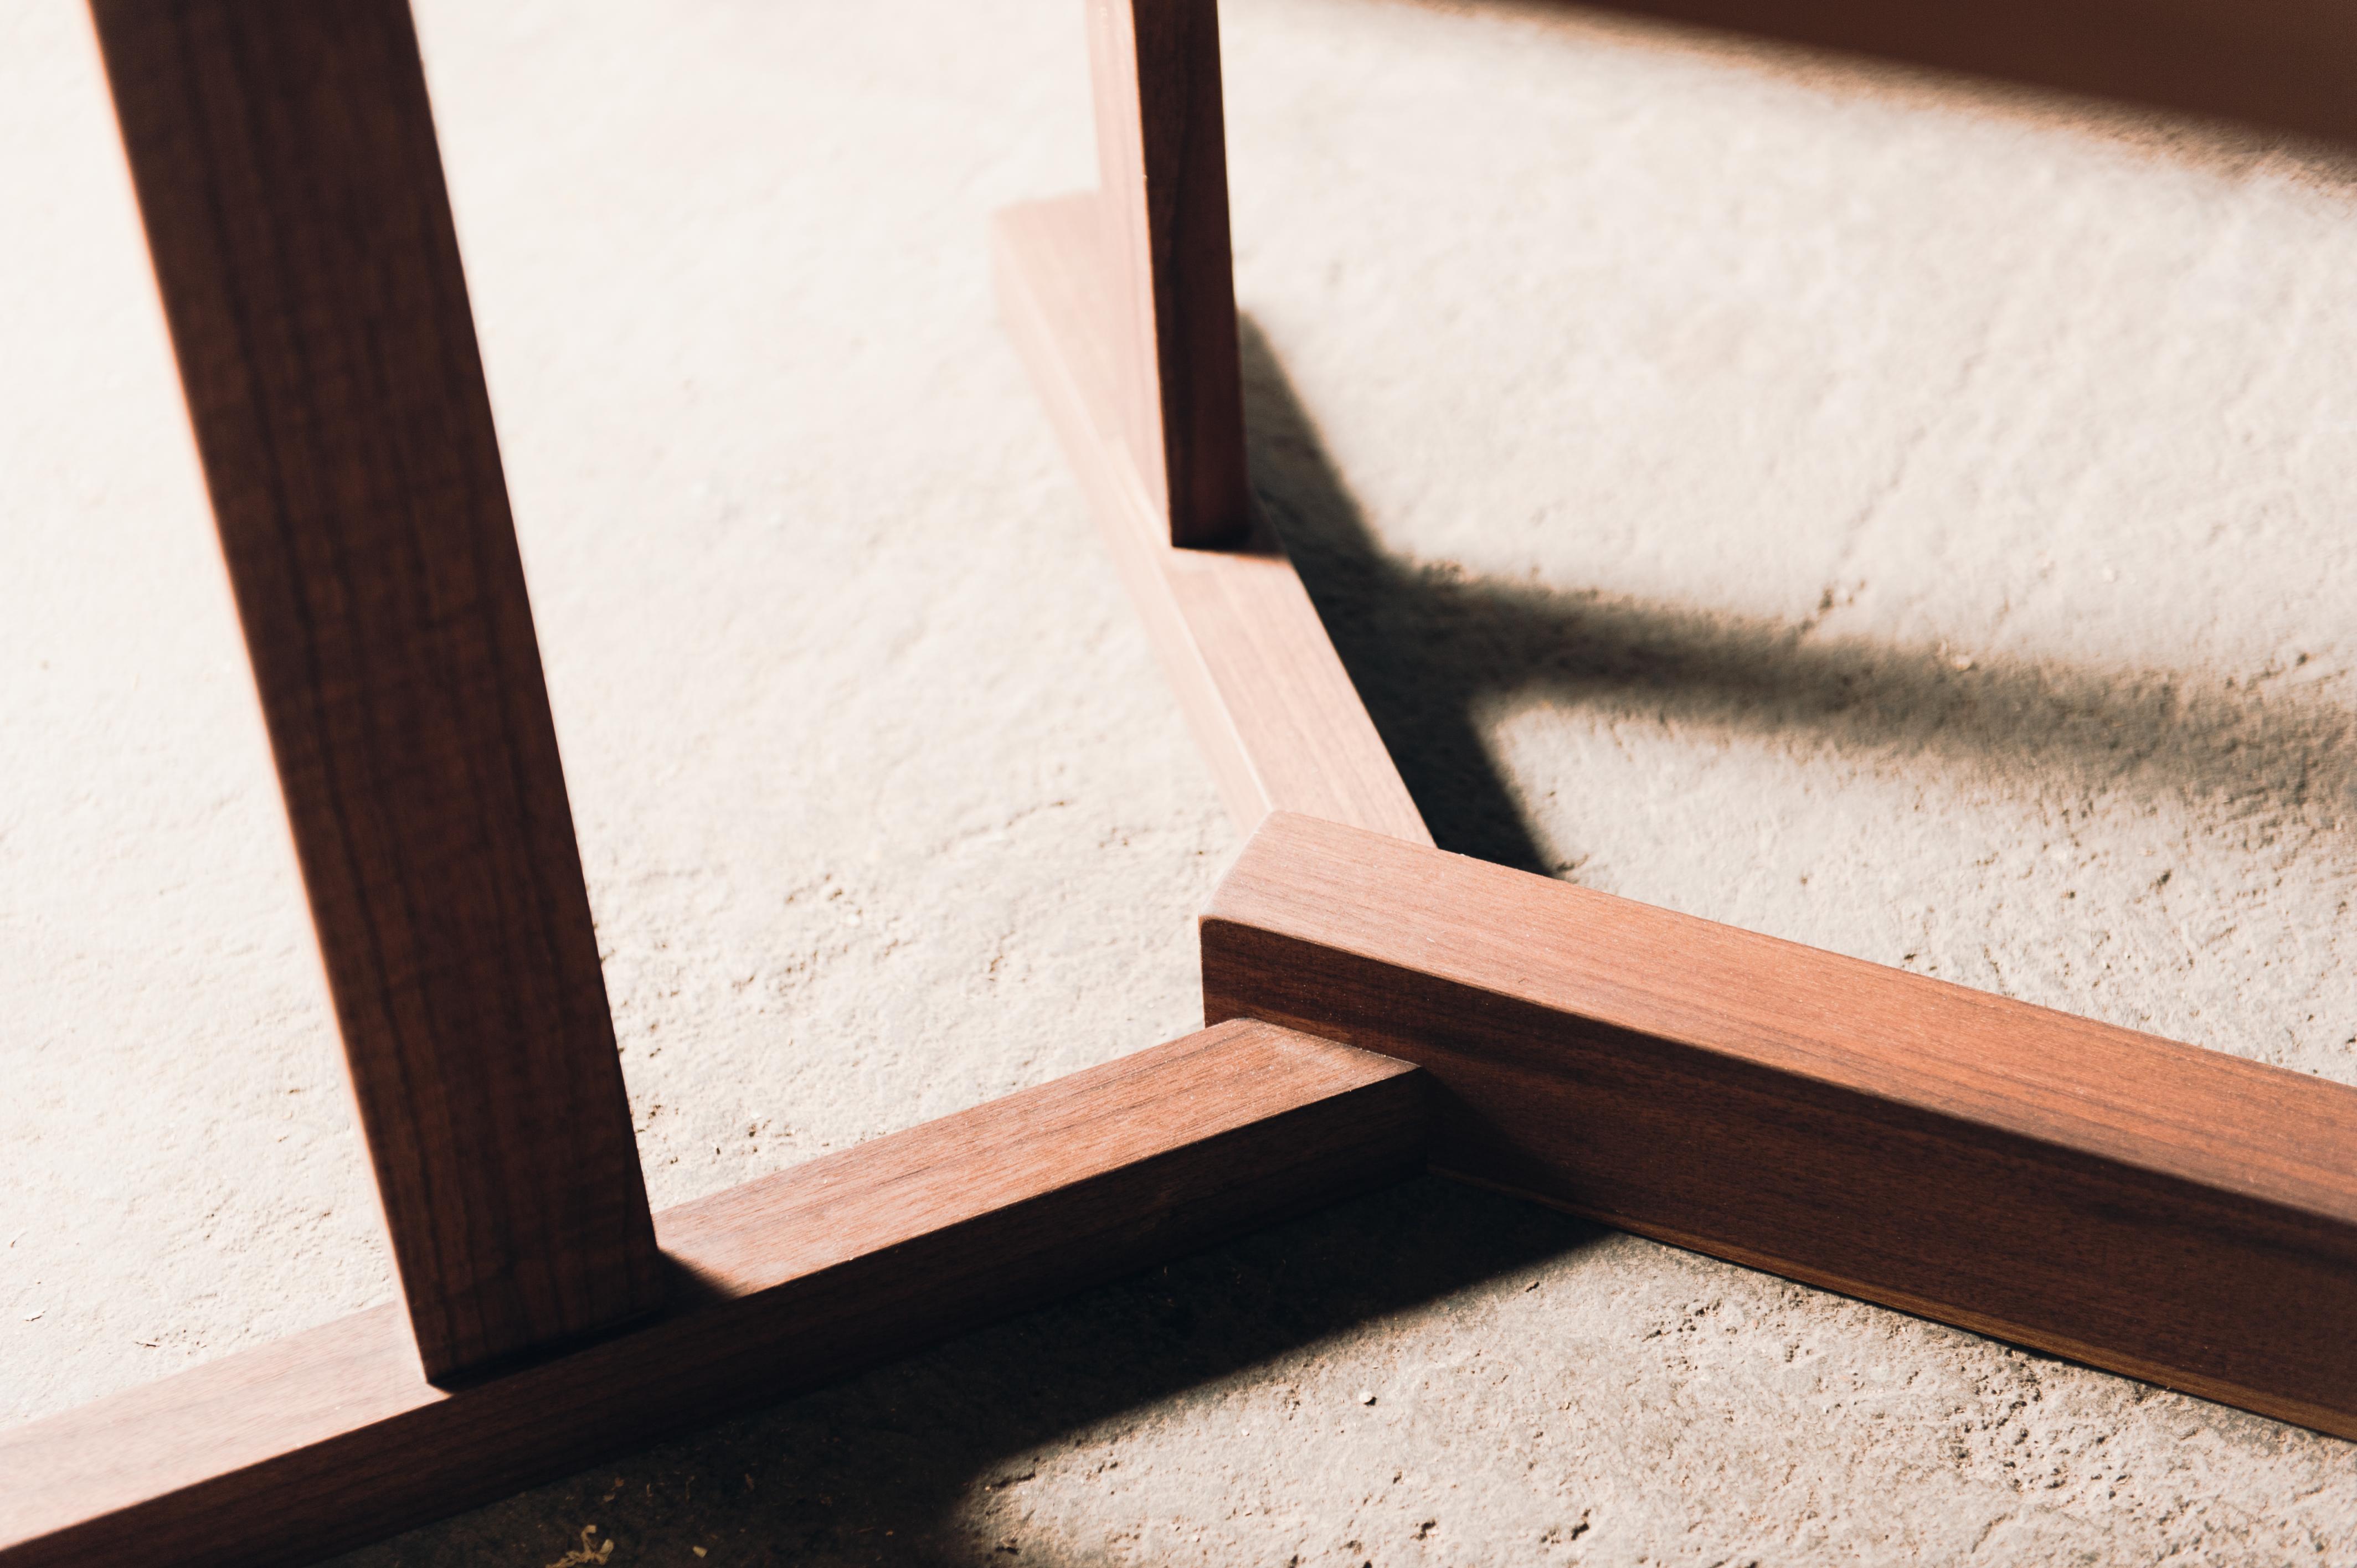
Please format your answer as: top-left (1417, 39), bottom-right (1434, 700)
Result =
top-left (0, 1023), bottom-right (1425, 1567)
top-left (991, 195), bottom-right (1432, 843)
top-left (1204, 813), bottom-right (2357, 1440)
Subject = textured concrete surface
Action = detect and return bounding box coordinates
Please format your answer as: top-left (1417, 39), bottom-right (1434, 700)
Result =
top-left (6, 0), bottom-right (2356, 1561)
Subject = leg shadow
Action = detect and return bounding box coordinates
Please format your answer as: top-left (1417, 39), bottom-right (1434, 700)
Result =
top-left (1236, 317), bottom-right (2357, 885)
top-left (1240, 321), bottom-right (1555, 873)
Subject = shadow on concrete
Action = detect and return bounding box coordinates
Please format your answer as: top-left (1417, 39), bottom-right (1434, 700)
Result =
top-left (336, 1177), bottom-right (1603, 1566)
top-left (339, 321), bottom-right (2354, 1568)
top-left (1236, 318), bottom-right (2357, 881)
top-left (338, 244), bottom-right (2356, 1568)
top-left (1476, 0), bottom-right (2357, 155)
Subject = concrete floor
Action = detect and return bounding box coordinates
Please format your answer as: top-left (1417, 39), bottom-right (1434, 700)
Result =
top-left (7, 0), bottom-right (2356, 1561)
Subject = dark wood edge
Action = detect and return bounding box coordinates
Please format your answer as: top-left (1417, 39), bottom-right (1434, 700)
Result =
top-left (0, 1021), bottom-right (1425, 1567)
top-left (1085, 0), bottom-right (1252, 546)
top-left (1203, 811), bottom-right (2357, 1441)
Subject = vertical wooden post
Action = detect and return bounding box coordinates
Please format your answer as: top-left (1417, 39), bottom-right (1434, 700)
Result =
top-left (1087, 0), bottom-right (1254, 547)
top-left (89, 0), bottom-right (665, 1380)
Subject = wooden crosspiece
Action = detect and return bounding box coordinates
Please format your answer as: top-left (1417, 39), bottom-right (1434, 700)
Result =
top-left (5, 1), bottom-right (2354, 1562)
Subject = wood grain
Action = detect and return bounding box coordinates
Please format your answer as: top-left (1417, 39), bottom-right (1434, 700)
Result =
top-left (0, 1022), bottom-right (1425, 1568)
top-left (88, 0), bottom-right (662, 1378)
top-left (994, 197), bottom-right (1433, 844)
top-left (1086, 0), bottom-right (1253, 547)
top-left (1203, 811), bottom-right (2357, 1440)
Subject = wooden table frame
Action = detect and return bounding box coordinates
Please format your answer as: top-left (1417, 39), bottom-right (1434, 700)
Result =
top-left (6, 1), bottom-right (2354, 1562)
